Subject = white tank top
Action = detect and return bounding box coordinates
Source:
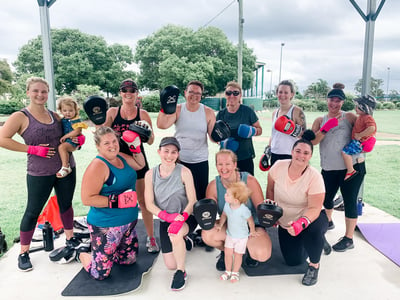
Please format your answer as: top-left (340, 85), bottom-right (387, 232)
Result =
top-left (175, 103), bottom-right (208, 163)
top-left (271, 105), bottom-right (297, 155)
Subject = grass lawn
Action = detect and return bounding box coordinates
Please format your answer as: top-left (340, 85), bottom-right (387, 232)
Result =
top-left (0, 110), bottom-right (399, 254)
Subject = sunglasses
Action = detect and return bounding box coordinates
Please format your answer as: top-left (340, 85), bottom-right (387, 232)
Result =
top-left (121, 88), bottom-right (137, 93)
top-left (225, 90), bottom-right (240, 96)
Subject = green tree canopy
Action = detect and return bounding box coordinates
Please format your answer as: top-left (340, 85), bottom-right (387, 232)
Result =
top-left (304, 79), bottom-right (330, 100)
top-left (13, 29), bottom-right (136, 95)
top-left (0, 59), bottom-right (13, 95)
top-left (354, 77), bottom-right (384, 98)
top-left (134, 25), bottom-right (257, 95)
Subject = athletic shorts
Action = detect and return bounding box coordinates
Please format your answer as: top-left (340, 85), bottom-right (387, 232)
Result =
top-left (224, 235), bottom-right (248, 254)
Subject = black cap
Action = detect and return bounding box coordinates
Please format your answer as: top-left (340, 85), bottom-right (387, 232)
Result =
top-left (159, 137), bottom-right (180, 151)
top-left (119, 79), bottom-right (138, 91)
top-left (327, 88), bottom-right (345, 100)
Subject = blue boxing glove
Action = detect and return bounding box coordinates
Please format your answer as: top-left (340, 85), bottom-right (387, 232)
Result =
top-left (238, 124), bottom-right (256, 138)
top-left (220, 137), bottom-right (239, 152)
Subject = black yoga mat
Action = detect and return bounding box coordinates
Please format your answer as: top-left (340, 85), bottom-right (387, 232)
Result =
top-left (242, 227), bottom-right (308, 276)
top-left (62, 220), bottom-right (159, 296)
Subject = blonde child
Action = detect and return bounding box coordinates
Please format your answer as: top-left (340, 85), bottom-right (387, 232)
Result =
top-left (342, 95), bottom-right (377, 181)
top-left (216, 181), bottom-right (258, 283)
top-left (57, 97), bottom-right (88, 178)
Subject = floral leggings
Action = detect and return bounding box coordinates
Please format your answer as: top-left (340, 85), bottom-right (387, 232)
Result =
top-left (86, 220), bottom-right (138, 280)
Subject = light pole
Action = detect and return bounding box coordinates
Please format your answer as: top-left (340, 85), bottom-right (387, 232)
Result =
top-left (386, 67), bottom-right (391, 97)
top-left (266, 69), bottom-right (273, 98)
top-left (278, 42), bottom-right (285, 83)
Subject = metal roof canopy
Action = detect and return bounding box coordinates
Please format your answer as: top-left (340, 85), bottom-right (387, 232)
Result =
top-left (350, 0), bottom-right (386, 96)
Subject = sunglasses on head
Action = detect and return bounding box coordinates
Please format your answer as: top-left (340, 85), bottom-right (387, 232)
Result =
top-left (225, 90), bottom-right (240, 96)
top-left (121, 88), bottom-right (137, 93)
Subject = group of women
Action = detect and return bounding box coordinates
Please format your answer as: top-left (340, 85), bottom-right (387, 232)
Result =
top-left (0, 76), bottom-right (365, 289)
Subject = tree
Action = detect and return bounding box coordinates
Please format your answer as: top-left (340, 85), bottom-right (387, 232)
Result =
top-left (0, 59), bottom-right (13, 95)
top-left (354, 77), bottom-right (384, 98)
top-left (134, 25), bottom-right (257, 95)
top-left (304, 79), bottom-right (330, 100)
top-left (13, 29), bottom-right (136, 95)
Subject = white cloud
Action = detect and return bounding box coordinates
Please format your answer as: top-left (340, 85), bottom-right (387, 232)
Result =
top-left (1, 0), bottom-right (399, 94)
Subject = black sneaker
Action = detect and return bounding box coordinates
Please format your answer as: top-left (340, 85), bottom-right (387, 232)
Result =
top-left (333, 195), bottom-right (343, 208)
top-left (302, 265), bottom-right (319, 286)
top-left (75, 244), bottom-right (91, 263)
top-left (18, 252), bottom-right (33, 272)
top-left (323, 236), bottom-right (332, 255)
top-left (327, 221), bottom-right (335, 230)
top-left (66, 237), bottom-right (83, 249)
top-left (332, 236), bottom-right (354, 252)
top-left (216, 251), bottom-right (225, 271)
top-left (171, 270), bottom-right (187, 291)
top-left (184, 236), bottom-right (194, 251)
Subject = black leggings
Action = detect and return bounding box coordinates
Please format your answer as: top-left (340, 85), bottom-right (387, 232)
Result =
top-left (159, 215), bottom-right (197, 253)
top-left (271, 153), bottom-right (292, 166)
top-left (237, 157), bottom-right (254, 175)
top-left (278, 210), bottom-right (328, 265)
top-left (322, 162), bottom-right (366, 218)
top-left (21, 168), bottom-right (76, 233)
top-left (180, 160), bottom-right (209, 200)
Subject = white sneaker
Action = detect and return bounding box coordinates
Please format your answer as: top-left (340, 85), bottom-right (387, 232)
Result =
top-left (146, 236), bottom-right (159, 253)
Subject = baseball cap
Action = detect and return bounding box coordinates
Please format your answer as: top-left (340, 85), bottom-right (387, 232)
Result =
top-left (159, 137), bottom-right (181, 151)
top-left (119, 79), bottom-right (138, 91)
top-left (327, 88), bottom-right (346, 100)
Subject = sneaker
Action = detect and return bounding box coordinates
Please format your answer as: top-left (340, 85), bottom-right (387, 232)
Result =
top-left (302, 265), bottom-right (319, 286)
top-left (334, 203), bottom-right (345, 211)
top-left (323, 236), bottom-right (332, 255)
top-left (146, 236), bottom-right (160, 253)
top-left (332, 236), bottom-right (354, 252)
top-left (18, 252), bottom-right (33, 272)
top-left (171, 270), bottom-right (187, 291)
top-left (333, 195), bottom-right (343, 208)
top-left (184, 236), bottom-right (194, 251)
top-left (66, 236), bottom-right (83, 249)
top-left (75, 244), bottom-right (91, 263)
top-left (243, 251), bottom-right (259, 268)
top-left (216, 251), bottom-right (225, 271)
top-left (327, 220), bottom-right (335, 230)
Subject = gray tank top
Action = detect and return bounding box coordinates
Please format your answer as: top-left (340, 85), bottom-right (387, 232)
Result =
top-left (152, 163), bottom-right (188, 215)
top-left (175, 103), bottom-right (208, 163)
top-left (320, 112), bottom-right (352, 171)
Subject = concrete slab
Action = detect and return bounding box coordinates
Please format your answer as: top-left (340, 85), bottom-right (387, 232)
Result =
top-left (0, 204), bottom-right (399, 300)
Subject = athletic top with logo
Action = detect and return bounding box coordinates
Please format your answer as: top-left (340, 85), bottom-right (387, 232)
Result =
top-left (175, 103), bottom-right (208, 163)
top-left (271, 105), bottom-right (297, 155)
top-left (87, 155), bottom-right (138, 227)
top-left (21, 108), bottom-right (75, 176)
top-left (217, 104), bottom-right (258, 161)
top-left (320, 112), bottom-right (354, 171)
top-left (216, 172), bottom-right (259, 225)
top-left (152, 163), bottom-right (187, 217)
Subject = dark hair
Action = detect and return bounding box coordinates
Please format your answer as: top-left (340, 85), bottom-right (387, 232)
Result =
top-left (293, 129), bottom-right (315, 153)
top-left (276, 80), bottom-right (295, 94)
top-left (186, 80), bottom-right (204, 92)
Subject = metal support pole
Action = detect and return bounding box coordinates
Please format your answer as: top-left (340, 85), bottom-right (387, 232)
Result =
top-left (237, 0), bottom-right (243, 89)
top-left (37, 0), bottom-right (57, 111)
top-left (278, 43), bottom-right (284, 83)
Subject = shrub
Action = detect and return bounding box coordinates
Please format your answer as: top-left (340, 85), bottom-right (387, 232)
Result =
top-left (141, 93), bottom-right (161, 112)
top-left (376, 101), bottom-right (383, 110)
top-left (382, 102), bottom-right (395, 110)
top-left (293, 100), bottom-right (317, 112)
top-left (0, 99), bottom-right (25, 114)
top-left (396, 102), bottom-right (400, 109)
top-left (342, 99), bottom-right (355, 111)
top-left (314, 100), bottom-right (328, 112)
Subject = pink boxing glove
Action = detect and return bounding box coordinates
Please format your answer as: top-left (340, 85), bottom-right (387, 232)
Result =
top-left (27, 145), bottom-right (50, 158)
top-left (108, 190), bottom-right (137, 208)
top-left (168, 221), bottom-right (185, 234)
top-left (182, 212), bottom-right (189, 221)
top-left (158, 210), bottom-right (181, 223)
top-left (361, 136), bottom-right (376, 153)
top-left (320, 118), bottom-right (338, 134)
top-left (76, 135), bottom-right (86, 147)
top-left (291, 216), bottom-right (311, 236)
top-left (122, 130), bottom-right (141, 153)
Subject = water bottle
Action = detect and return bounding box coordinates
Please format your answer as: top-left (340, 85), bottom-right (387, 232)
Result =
top-left (357, 198), bottom-right (363, 216)
top-left (42, 221), bottom-right (54, 251)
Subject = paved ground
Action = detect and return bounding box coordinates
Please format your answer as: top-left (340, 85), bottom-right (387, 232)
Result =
top-left (0, 204), bottom-right (399, 300)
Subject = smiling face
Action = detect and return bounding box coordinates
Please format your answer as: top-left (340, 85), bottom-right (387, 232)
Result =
top-left (158, 144), bottom-right (179, 165)
top-left (60, 103), bottom-right (77, 119)
top-left (327, 97), bottom-right (344, 115)
top-left (225, 87), bottom-right (241, 113)
top-left (184, 84), bottom-right (203, 105)
top-left (291, 142), bottom-right (313, 166)
top-left (96, 132), bottom-right (120, 159)
top-left (26, 82), bottom-right (49, 106)
top-left (120, 87), bottom-right (138, 104)
top-left (216, 152), bottom-right (237, 180)
top-left (277, 84), bottom-right (294, 106)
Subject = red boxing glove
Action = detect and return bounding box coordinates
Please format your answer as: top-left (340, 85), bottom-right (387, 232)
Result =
top-left (108, 190), bottom-right (137, 208)
top-left (27, 145), bottom-right (49, 158)
top-left (122, 130), bottom-right (141, 153)
top-left (274, 115), bottom-right (302, 137)
top-left (77, 135), bottom-right (86, 147)
top-left (168, 221), bottom-right (185, 234)
top-left (320, 118), bottom-right (338, 134)
top-left (158, 210), bottom-right (181, 223)
top-left (291, 216), bottom-right (311, 236)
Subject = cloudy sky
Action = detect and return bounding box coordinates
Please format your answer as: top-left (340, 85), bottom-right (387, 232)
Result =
top-left (1, 0), bottom-right (399, 94)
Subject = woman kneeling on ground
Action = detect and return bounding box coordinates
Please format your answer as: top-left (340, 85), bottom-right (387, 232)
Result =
top-left (202, 149), bottom-right (272, 272)
top-left (79, 126), bottom-right (145, 280)
top-left (144, 137), bottom-right (197, 291)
